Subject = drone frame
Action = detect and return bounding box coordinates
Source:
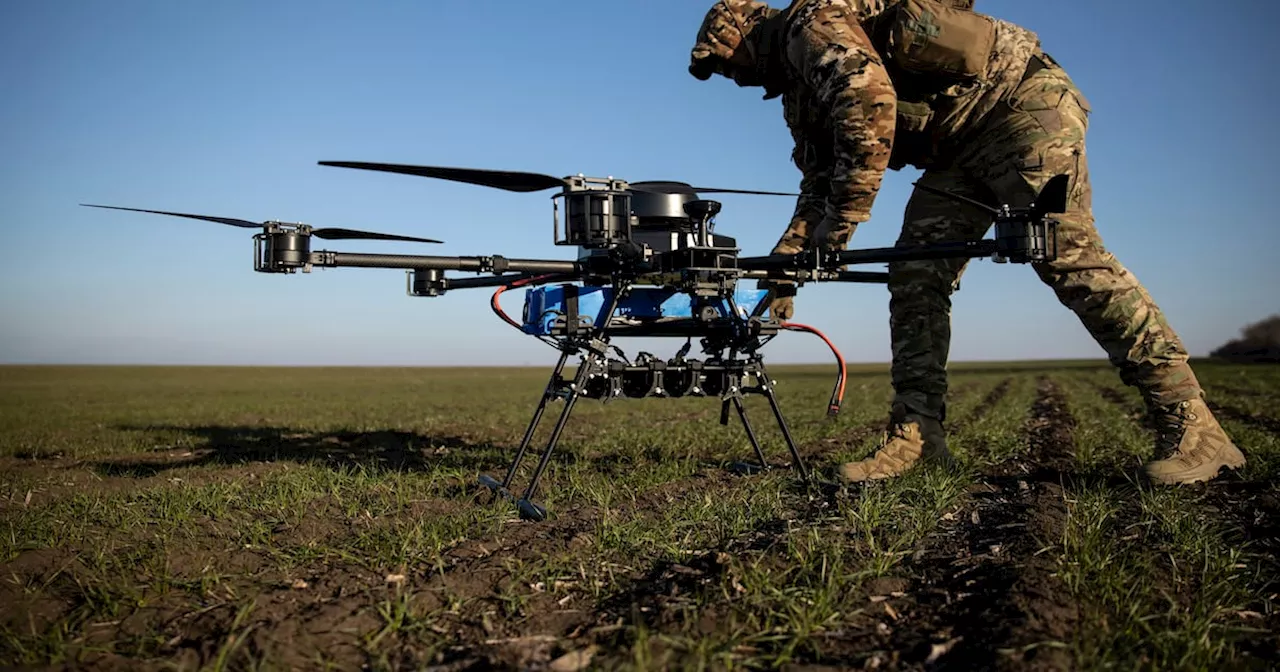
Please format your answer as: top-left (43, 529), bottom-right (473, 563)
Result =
top-left (84, 162), bottom-right (1068, 521)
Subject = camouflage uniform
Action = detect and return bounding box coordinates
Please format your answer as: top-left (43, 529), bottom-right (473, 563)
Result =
top-left (689, 0), bottom-right (1246, 484)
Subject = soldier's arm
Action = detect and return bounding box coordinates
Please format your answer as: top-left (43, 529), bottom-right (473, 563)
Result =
top-left (787, 17), bottom-right (896, 238)
top-left (772, 163), bottom-right (829, 255)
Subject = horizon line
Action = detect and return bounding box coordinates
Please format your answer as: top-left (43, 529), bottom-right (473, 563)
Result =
top-left (0, 357), bottom-right (1249, 369)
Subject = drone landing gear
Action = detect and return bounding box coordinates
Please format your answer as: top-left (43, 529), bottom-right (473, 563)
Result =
top-left (478, 347), bottom-right (600, 522)
top-left (718, 362), bottom-right (811, 482)
top-left (478, 347), bottom-right (814, 522)
top-left (478, 284), bottom-right (628, 522)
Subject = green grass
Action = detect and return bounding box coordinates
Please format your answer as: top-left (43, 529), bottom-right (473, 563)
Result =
top-left (1, 361), bottom-right (1277, 670)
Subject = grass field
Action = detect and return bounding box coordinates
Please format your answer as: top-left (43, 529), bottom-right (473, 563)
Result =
top-left (2, 360), bottom-right (1277, 670)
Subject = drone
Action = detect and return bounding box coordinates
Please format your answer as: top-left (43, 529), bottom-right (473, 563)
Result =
top-left (83, 160), bottom-right (1068, 521)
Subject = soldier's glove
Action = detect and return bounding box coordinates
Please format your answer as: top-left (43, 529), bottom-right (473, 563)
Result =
top-left (757, 278), bottom-right (798, 321)
top-left (813, 212), bottom-right (867, 272)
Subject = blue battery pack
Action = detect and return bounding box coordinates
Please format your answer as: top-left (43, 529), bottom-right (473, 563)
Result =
top-left (521, 284), bottom-right (773, 336)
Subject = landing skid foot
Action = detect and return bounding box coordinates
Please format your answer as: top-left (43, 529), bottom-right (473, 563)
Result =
top-left (517, 498), bottom-right (548, 522)
top-left (478, 474), bottom-right (512, 501)
top-left (728, 460), bottom-right (775, 476)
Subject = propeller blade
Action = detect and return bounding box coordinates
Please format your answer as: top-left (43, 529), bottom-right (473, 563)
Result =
top-left (319, 161), bottom-right (568, 193)
top-left (83, 203), bottom-right (443, 243)
top-left (630, 181), bottom-right (800, 197)
top-left (311, 228), bottom-right (443, 244)
top-left (687, 186), bottom-right (801, 196)
top-left (908, 182), bottom-right (1000, 215)
top-left (80, 204), bottom-right (261, 228)
top-left (1032, 173), bottom-right (1070, 215)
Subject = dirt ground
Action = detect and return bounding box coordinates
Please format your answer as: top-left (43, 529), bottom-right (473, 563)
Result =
top-left (1, 363), bottom-right (1277, 670)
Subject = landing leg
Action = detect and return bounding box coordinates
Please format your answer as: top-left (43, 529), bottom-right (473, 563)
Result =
top-left (482, 280), bottom-right (629, 522)
top-left (478, 349), bottom-right (571, 501)
top-left (727, 393), bottom-right (771, 475)
top-left (515, 351), bottom-right (601, 521)
top-left (758, 366), bottom-right (812, 484)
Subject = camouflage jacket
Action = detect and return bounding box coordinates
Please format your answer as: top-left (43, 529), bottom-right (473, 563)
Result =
top-left (773, 0), bottom-right (1041, 243)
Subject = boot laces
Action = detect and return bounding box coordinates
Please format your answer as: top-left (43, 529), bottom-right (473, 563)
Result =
top-left (882, 404), bottom-right (913, 444)
top-left (1152, 400), bottom-right (1197, 457)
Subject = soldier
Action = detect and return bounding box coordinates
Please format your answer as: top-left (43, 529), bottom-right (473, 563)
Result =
top-left (688, 0), bottom-right (1246, 485)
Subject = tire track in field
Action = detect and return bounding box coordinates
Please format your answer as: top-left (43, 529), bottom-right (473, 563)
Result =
top-left (1088, 382), bottom-right (1137, 411)
top-left (879, 375), bottom-right (1078, 671)
top-left (382, 447), bottom-right (859, 669)
top-left (949, 377), bottom-right (1012, 432)
top-left (976, 377), bottom-right (1012, 415)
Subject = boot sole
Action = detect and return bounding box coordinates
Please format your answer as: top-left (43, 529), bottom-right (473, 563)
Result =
top-left (838, 454), bottom-right (957, 484)
top-left (1143, 446), bottom-right (1247, 485)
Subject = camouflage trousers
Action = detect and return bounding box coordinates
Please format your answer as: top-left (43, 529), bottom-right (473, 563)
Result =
top-left (888, 55), bottom-right (1202, 420)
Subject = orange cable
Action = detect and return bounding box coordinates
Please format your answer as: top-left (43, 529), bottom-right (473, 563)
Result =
top-left (780, 320), bottom-right (847, 416)
top-left (491, 274), bottom-right (557, 330)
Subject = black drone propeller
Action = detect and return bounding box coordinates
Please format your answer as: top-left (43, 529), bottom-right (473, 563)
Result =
top-left (1030, 173), bottom-right (1070, 215)
top-left (79, 204), bottom-right (444, 243)
top-left (910, 173), bottom-right (1070, 216)
top-left (317, 161), bottom-right (800, 197)
top-left (627, 180), bottom-right (799, 197)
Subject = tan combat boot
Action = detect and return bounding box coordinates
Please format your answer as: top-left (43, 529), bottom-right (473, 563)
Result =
top-left (839, 403), bottom-right (953, 482)
top-left (1142, 397), bottom-right (1246, 485)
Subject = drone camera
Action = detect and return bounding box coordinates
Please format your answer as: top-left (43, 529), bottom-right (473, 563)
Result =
top-left (253, 224), bottom-right (312, 273)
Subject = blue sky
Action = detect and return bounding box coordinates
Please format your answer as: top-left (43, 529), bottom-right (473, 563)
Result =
top-left (2, 0), bottom-right (1277, 367)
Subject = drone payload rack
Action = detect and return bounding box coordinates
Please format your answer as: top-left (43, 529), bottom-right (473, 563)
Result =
top-left (83, 160), bottom-right (1068, 521)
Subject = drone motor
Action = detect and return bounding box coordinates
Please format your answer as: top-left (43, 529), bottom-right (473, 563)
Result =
top-left (253, 224), bottom-right (313, 273)
top-left (408, 268), bottom-right (446, 296)
top-left (561, 181), bottom-right (744, 269)
top-left (991, 209), bottom-right (1058, 264)
top-left (553, 176), bottom-right (633, 250)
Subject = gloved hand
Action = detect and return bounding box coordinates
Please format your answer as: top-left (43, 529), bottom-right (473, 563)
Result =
top-left (815, 214), bottom-right (863, 253)
top-left (757, 278), bottom-right (797, 321)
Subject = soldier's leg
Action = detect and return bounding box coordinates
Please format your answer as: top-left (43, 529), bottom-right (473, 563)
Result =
top-left (957, 56), bottom-right (1244, 484)
top-left (888, 168), bottom-right (1000, 420)
top-left (838, 167), bottom-right (992, 483)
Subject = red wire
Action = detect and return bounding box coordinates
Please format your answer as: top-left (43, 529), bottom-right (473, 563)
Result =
top-left (780, 320), bottom-right (847, 416)
top-left (491, 274), bottom-right (557, 330)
